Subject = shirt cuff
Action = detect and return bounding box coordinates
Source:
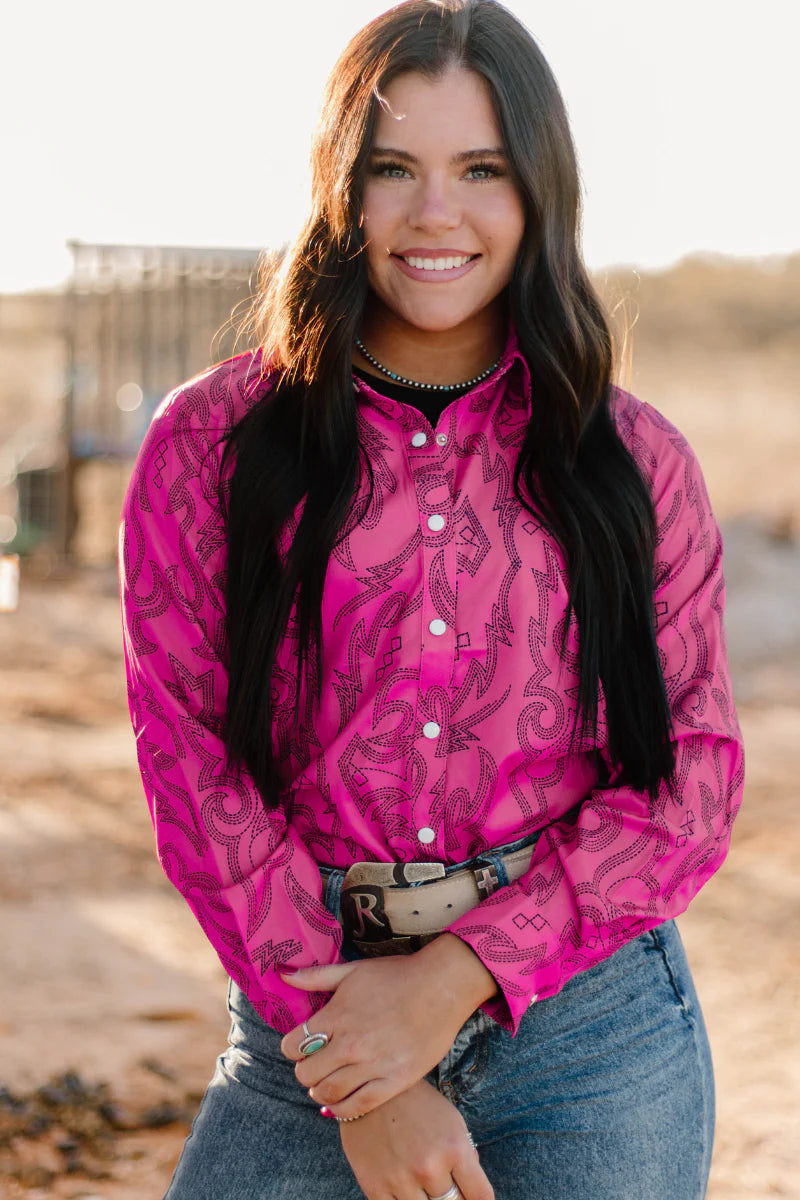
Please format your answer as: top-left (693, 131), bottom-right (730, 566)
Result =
top-left (445, 915), bottom-right (544, 1035)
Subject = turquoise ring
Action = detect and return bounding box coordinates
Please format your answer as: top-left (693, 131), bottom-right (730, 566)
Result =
top-left (299, 1022), bottom-right (330, 1056)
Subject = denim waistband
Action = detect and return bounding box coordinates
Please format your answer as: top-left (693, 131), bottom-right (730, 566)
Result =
top-left (320, 825), bottom-right (549, 927)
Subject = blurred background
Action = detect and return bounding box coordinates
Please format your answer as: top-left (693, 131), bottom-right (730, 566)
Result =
top-left (0, 1), bottom-right (798, 1196)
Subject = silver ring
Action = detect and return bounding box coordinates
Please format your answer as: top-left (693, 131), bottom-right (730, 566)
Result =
top-left (298, 1021), bottom-right (330, 1056)
top-left (428, 1186), bottom-right (461, 1200)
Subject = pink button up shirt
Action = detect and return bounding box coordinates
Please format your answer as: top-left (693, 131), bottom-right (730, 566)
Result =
top-left (119, 328), bottom-right (744, 1035)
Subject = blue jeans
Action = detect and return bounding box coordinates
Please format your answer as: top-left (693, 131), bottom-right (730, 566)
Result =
top-left (165, 919), bottom-right (714, 1198)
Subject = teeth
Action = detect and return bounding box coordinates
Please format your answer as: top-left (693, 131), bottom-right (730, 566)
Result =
top-left (403, 254), bottom-right (473, 271)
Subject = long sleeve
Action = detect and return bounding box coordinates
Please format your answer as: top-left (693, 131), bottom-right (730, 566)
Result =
top-left (119, 387), bottom-right (344, 1034)
top-left (446, 402), bottom-right (745, 1033)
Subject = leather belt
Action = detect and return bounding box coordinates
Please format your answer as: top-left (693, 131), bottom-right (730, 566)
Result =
top-left (332, 842), bottom-right (538, 957)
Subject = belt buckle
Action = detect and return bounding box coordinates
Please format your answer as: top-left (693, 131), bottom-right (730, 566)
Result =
top-left (341, 860), bottom-right (446, 944)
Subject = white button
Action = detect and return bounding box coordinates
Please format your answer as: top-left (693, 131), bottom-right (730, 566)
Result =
top-left (436, 433), bottom-right (448, 446)
top-left (427, 514), bottom-right (445, 532)
top-left (422, 721), bottom-right (441, 739)
top-left (411, 431), bottom-right (427, 448)
top-left (417, 826), bottom-right (436, 844)
top-left (429, 619), bottom-right (447, 636)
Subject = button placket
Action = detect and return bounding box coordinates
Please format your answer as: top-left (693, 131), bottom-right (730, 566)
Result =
top-left (406, 420), bottom-right (459, 850)
top-left (416, 537), bottom-right (457, 863)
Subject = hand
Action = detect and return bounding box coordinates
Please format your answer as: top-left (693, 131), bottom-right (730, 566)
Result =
top-left (339, 1077), bottom-right (494, 1200)
top-left (279, 934), bottom-right (497, 1117)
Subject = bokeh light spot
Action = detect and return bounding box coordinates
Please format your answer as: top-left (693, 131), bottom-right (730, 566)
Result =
top-left (116, 382), bottom-right (144, 412)
top-left (0, 515), bottom-right (18, 544)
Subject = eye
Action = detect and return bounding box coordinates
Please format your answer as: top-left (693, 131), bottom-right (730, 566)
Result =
top-left (465, 161), bottom-right (503, 181)
top-left (371, 160), bottom-right (411, 179)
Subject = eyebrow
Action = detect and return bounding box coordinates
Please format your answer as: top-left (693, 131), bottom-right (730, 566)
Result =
top-left (370, 147), bottom-right (506, 164)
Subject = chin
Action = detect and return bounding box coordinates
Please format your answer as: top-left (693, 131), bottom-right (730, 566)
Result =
top-left (396, 304), bottom-right (484, 334)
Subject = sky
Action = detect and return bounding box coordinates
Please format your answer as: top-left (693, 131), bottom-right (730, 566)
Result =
top-left (3, 0), bottom-right (798, 292)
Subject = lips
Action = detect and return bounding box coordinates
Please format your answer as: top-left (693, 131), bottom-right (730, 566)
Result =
top-left (391, 251), bottom-right (480, 282)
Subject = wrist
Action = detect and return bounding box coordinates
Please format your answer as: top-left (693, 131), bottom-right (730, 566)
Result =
top-left (416, 932), bottom-right (498, 1016)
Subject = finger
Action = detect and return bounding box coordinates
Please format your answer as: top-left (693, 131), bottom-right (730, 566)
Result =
top-left (422, 1180), bottom-right (460, 1200)
top-left (413, 1155), bottom-right (462, 1200)
top-left (322, 1077), bottom-right (391, 1120)
top-left (280, 1017), bottom-right (340, 1063)
top-left (307, 1063), bottom-right (376, 1107)
top-left (452, 1153), bottom-right (494, 1200)
top-left (292, 1026), bottom-right (364, 1083)
top-left (292, 1043), bottom-right (341, 1085)
top-left (383, 1177), bottom-right (427, 1200)
top-left (279, 963), bottom-right (358, 992)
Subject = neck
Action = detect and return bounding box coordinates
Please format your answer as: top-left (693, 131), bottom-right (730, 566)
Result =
top-left (355, 297), bottom-right (508, 386)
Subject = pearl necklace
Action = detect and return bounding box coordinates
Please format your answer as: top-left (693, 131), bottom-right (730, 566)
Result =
top-left (354, 337), bottom-right (502, 393)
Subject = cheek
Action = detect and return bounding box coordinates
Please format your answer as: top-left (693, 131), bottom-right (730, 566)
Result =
top-left (362, 197), bottom-right (400, 272)
top-left (484, 199), bottom-right (525, 263)
top-left (364, 241), bottom-right (388, 293)
top-left (361, 185), bottom-right (400, 237)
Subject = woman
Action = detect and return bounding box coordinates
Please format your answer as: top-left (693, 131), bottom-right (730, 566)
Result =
top-left (119, 2), bottom-right (745, 1197)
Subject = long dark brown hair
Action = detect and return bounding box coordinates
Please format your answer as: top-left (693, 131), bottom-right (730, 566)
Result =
top-left (222, 0), bottom-right (676, 809)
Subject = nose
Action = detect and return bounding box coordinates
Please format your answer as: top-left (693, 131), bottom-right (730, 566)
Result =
top-left (408, 175), bottom-right (460, 234)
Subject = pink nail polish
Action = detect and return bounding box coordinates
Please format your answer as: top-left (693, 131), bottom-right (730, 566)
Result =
top-left (276, 963), bottom-right (299, 975)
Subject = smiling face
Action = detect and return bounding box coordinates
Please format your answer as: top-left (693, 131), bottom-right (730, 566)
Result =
top-left (359, 66), bottom-right (526, 373)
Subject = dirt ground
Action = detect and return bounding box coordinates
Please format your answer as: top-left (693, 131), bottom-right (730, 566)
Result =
top-left (1, 527), bottom-right (799, 1198)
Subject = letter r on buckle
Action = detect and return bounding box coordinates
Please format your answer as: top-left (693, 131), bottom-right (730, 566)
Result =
top-left (341, 884), bottom-right (389, 941)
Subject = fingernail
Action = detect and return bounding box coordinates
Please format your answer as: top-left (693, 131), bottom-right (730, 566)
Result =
top-left (319, 1105), bottom-right (335, 1119)
top-left (276, 963), bottom-right (299, 975)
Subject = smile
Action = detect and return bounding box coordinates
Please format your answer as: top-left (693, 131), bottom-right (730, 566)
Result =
top-left (401, 254), bottom-right (476, 271)
top-left (391, 253), bottom-right (480, 282)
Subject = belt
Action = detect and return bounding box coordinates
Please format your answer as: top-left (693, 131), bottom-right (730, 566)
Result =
top-left (328, 841), bottom-right (539, 957)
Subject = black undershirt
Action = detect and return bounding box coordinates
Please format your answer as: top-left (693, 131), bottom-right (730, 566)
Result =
top-left (353, 366), bottom-right (473, 427)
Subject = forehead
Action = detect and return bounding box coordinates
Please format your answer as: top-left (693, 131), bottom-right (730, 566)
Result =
top-left (372, 67), bottom-right (501, 149)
